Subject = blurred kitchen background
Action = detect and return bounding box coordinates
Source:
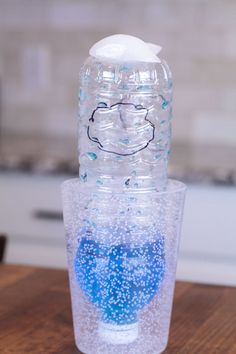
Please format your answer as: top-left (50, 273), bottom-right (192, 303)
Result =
top-left (0, 0), bottom-right (236, 285)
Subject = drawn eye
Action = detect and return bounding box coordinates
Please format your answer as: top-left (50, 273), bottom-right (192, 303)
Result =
top-left (97, 102), bottom-right (108, 108)
top-left (92, 137), bottom-right (99, 142)
top-left (135, 104), bottom-right (144, 110)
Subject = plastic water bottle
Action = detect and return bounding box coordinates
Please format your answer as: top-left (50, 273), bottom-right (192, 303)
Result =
top-left (62, 34), bottom-right (186, 354)
top-left (78, 40), bottom-right (172, 192)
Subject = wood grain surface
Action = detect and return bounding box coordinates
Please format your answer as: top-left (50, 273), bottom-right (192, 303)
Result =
top-left (0, 264), bottom-right (235, 354)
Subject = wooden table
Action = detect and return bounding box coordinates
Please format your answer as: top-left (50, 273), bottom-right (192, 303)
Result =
top-left (0, 265), bottom-right (236, 354)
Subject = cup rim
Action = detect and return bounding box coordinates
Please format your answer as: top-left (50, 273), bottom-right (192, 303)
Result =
top-left (62, 178), bottom-right (186, 196)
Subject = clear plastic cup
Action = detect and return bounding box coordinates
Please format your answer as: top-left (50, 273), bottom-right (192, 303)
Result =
top-left (62, 178), bottom-right (186, 354)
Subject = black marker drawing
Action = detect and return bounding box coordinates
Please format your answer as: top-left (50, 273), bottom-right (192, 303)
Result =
top-left (87, 102), bottom-right (155, 156)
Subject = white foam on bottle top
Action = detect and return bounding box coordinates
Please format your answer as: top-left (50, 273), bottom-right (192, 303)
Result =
top-left (89, 34), bottom-right (162, 63)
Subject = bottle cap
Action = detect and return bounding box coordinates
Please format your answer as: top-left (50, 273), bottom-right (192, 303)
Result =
top-left (98, 321), bottom-right (138, 344)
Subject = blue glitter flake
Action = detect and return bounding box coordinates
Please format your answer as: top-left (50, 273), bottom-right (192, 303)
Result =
top-left (86, 152), bottom-right (98, 160)
top-left (120, 65), bottom-right (130, 72)
top-left (79, 88), bottom-right (86, 101)
top-left (137, 85), bottom-right (151, 92)
top-left (80, 172), bottom-right (87, 182)
top-left (162, 100), bottom-right (169, 110)
top-left (83, 219), bottom-right (96, 229)
top-left (119, 138), bottom-right (130, 145)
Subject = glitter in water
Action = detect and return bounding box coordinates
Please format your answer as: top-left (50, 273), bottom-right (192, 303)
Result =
top-left (74, 228), bottom-right (165, 325)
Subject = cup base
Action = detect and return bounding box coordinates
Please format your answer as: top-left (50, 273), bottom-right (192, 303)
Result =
top-left (98, 321), bottom-right (139, 345)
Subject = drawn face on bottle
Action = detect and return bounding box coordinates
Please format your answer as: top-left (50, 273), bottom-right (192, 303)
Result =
top-left (87, 102), bottom-right (155, 156)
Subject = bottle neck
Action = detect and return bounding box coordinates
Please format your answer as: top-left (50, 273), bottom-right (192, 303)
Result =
top-left (79, 158), bottom-right (168, 192)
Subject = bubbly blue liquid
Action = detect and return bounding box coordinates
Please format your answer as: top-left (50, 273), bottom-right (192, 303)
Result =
top-left (75, 229), bottom-right (165, 325)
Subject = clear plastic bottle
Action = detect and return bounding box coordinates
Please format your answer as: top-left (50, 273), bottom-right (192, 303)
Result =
top-left (62, 35), bottom-right (186, 354)
top-left (78, 56), bottom-right (172, 192)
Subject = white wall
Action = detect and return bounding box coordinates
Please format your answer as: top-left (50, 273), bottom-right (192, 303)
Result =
top-left (0, 0), bottom-right (236, 146)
